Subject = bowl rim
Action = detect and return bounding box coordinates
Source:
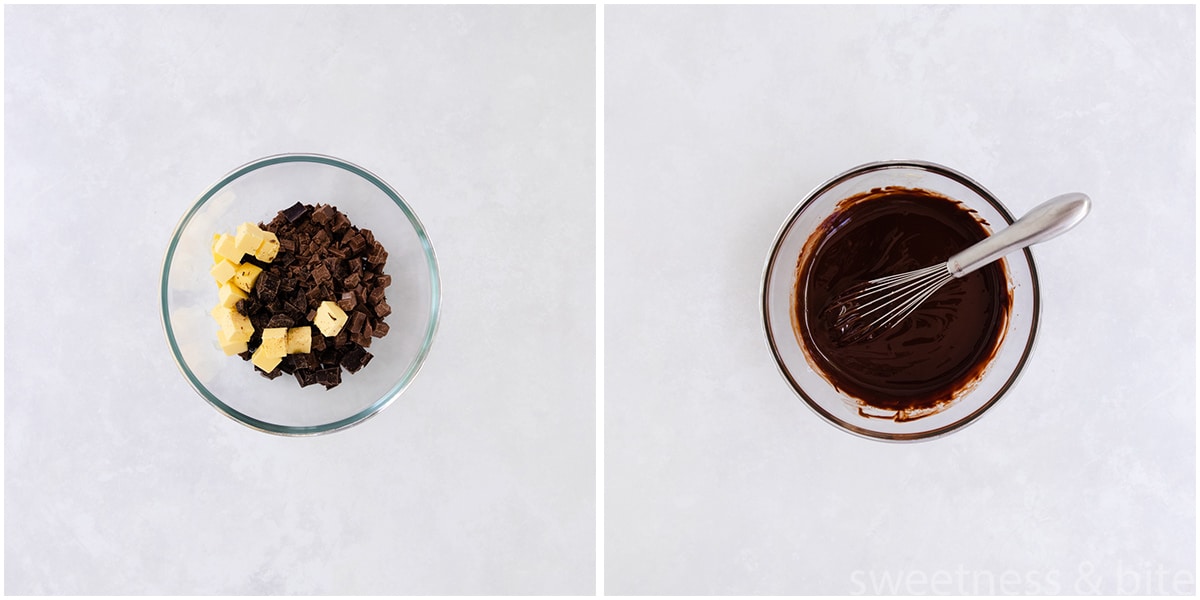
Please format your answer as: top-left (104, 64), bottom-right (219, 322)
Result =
top-left (159, 152), bottom-right (442, 437)
top-left (760, 159), bottom-right (1041, 442)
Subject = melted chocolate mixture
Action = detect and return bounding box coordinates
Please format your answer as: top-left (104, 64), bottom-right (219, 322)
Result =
top-left (794, 187), bottom-right (1010, 417)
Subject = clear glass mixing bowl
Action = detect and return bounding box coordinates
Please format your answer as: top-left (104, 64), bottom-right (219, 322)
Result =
top-left (160, 154), bottom-right (440, 436)
top-left (761, 160), bottom-right (1040, 441)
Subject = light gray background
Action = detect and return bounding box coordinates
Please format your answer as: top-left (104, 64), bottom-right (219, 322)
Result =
top-left (607, 5), bottom-right (1195, 595)
top-left (5, 5), bottom-right (594, 594)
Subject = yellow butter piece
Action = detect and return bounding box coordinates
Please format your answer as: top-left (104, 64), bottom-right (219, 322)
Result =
top-left (314, 301), bottom-right (348, 337)
top-left (260, 327), bottom-right (288, 358)
top-left (216, 328), bottom-right (248, 356)
top-left (234, 222), bottom-right (266, 256)
top-left (211, 233), bottom-right (223, 263)
top-left (213, 233), bottom-right (242, 263)
top-left (286, 326), bottom-right (312, 354)
top-left (210, 259), bottom-right (238, 286)
top-left (211, 305), bottom-right (253, 343)
top-left (218, 281), bottom-right (248, 308)
top-left (254, 230), bottom-right (280, 263)
top-left (232, 262), bottom-right (263, 293)
top-left (250, 346), bottom-right (283, 373)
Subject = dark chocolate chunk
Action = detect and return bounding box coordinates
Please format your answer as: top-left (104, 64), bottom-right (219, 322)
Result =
top-left (311, 204), bottom-right (335, 225)
top-left (346, 233), bottom-right (366, 254)
top-left (338, 291), bottom-right (357, 311)
top-left (255, 272), bottom-right (279, 302)
top-left (312, 228), bottom-right (331, 245)
top-left (266, 314), bottom-right (294, 328)
top-left (366, 246), bottom-right (387, 266)
top-left (314, 366), bottom-right (341, 388)
top-left (311, 263), bottom-right (331, 286)
top-left (331, 211), bottom-right (351, 234)
top-left (281, 201), bottom-right (309, 223)
top-left (291, 352), bottom-right (319, 371)
top-left (372, 321), bottom-right (389, 337)
top-left (295, 369), bottom-right (318, 388)
top-left (376, 274), bottom-right (392, 288)
top-left (339, 347), bottom-right (366, 372)
top-left (310, 333), bottom-right (326, 351)
top-left (305, 285), bottom-right (325, 304)
top-left (368, 286), bottom-right (386, 307)
top-left (349, 311), bottom-right (367, 334)
top-left (374, 301), bottom-right (392, 318)
top-left (258, 366), bottom-right (284, 380)
top-left (351, 329), bottom-right (372, 348)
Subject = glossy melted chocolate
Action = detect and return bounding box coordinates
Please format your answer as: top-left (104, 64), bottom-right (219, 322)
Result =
top-left (794, 187), bottom-right (1011, 418)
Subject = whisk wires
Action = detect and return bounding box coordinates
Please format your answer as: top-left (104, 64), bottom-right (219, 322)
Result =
top-left (823, 264), bottom-right (954, 345)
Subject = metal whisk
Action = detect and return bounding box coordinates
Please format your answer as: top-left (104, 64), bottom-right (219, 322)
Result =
top-left (823, 193), bottom-right (1091, 345)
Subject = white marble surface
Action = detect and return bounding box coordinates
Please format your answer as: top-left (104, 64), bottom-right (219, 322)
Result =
top-left (606, 5), bottom-right (1195, 595)
top-left (5, 5), bottom-right (594, 594)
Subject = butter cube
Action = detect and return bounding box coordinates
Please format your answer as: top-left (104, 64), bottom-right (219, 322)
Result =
top-left (234, 222), bottom-right (266, 256)
top-left (213, 233), bottom-right (242, 263)
top-left (232, 262), bottom-right (263, 293)
top-left (211, 233), bottom-right (223, 263)
top-left (218, 281), bottom-right (248, 308)
top-left (254, 230), bottom-right (280, 263)
top-left (251, 346), bottom-right (283, 373)
top-left (259, 327), bottom-right (288, 358)
top-left (210, 259), bottom-right (238, 286)
top-left (314, 301), bottom-right (348, 337)
top-left (216, 328), bottom-right (248, 356)
top-left (286, 326), bottom-right (312, 354)
top-left (211, 305), bottom-right (253, 343)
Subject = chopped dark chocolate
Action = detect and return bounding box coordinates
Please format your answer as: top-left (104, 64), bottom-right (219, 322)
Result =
top-left (233, 202), bottom-right (393, 390)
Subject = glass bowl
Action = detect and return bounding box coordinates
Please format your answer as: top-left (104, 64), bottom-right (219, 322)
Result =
top-left (160, 153), bottom-right (440, 436)
top-left (761, 160), bottom-right (1040, 441)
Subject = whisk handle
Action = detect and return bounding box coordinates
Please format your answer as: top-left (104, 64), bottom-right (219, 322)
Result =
top-left (948, 192), bottom-right (1091, 278)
